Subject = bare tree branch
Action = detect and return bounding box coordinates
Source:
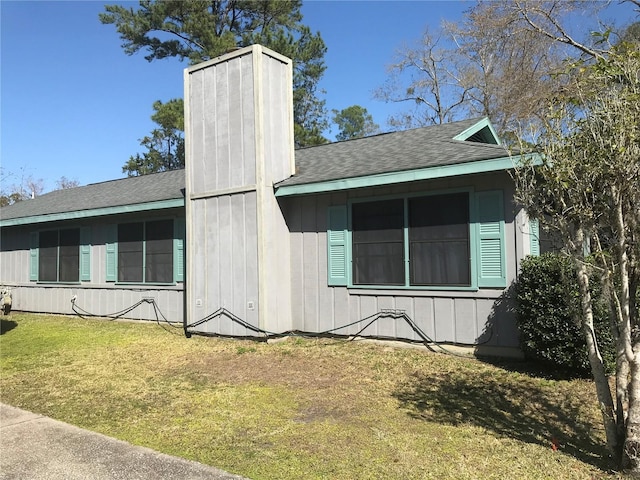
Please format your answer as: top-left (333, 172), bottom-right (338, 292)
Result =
top-left (513, 0), bottom-right (607, 60)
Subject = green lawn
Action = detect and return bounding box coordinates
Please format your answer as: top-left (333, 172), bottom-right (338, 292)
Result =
top-left (0, 313), bottom-right (625, 479)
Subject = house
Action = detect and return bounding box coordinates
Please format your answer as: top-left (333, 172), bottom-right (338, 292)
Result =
top-left (0, 170), bottom-right (186, 322)
top-left (0, 45), bottom-right (539, 357)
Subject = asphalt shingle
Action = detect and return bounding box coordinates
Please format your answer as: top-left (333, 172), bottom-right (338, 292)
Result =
top-left (277, 119), bottom-right (511, 188)
top-left (0, 169), bottom-right (185, 221)
top-left (0, 118), bottom-right (511, 223)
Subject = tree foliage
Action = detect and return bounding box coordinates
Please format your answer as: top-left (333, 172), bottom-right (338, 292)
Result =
top-left (375, 28), bottom-right (468, 129)
top-left (376, 1), bottom-right (626, 143)
top-left (623, 21), bottom-right (640, 43)
top-left (332, 105), bottom-right (380, 141)
top-left (123, 99), bottom-right (185, 176)
top-left (100, 0), bottom-right (328, 175)
top-left (514, 43), bottom-right (640, 470)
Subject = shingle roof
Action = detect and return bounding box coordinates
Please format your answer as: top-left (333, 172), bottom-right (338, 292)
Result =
top-left (0, 169), bottom-right (185, 221)
top-left (0, 118), bottom-right (511, 223)
top-left (276, 118), bottom-right (511, 188)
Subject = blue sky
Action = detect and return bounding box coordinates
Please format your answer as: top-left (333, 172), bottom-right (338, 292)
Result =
top-left (1, 1), bottom-right (635, 191)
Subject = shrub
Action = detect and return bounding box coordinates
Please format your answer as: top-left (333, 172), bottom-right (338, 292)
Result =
top-left (515, 253), bottom-right (614, 377)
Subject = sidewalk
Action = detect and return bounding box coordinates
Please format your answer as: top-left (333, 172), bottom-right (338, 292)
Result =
top-left (0, 403), bottom-right (248, 480)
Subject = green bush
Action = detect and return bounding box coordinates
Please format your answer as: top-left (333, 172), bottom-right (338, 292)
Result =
top-left (515, 253), bottom-right (614, 376)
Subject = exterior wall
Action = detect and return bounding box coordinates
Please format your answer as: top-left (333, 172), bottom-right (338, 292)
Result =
top-left (188, 192), bottom-right (260, 334)
top-left (282, 171), bottom-right (524, 353)
top-left (185, 46), bottom-right (294, 336)
top-left (0, 209), bottom-right (184, 323)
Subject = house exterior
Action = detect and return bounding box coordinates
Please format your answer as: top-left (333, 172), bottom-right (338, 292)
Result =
top-left (0, 170), bottom-right (186, 322)
top-left (0, 45), bottom-right (539, 356)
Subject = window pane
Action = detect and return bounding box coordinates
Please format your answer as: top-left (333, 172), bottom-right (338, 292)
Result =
top-left (59, 229), bottom-right (80, 282)
top-left (410, 193), bottom-right (469, 240)
top-left (410, 241), bottom-right (470, 285)
top-left (39, 230), bottom-right (58, 282)
top-left (353, 243), bottom-right (405, 285)
top-left (118, 223), bottom-right (143, 282)
top-left (352, 200), bottom-right (404, 243)
top-left (409, 193), bottom-right (470, 286)
top-left (352, 199), bottom-right (404, 285)
top-left (145, 220), bottom-right (173, 283)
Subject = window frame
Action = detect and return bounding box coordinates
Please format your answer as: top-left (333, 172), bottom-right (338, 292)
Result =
top-left (351, 198), bottom-right (406, 286)
top-left (116, 219), bottom-right (174, 285)
top-left (346, 188), bottom-right (480, 291)
top-left (106, 217), bottom-right (184, 285)
top-left (30, 227), bottom-right (90, 284)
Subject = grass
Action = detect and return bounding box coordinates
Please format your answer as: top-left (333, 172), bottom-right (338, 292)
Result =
top-left (0, 313), bottom-right (628, 479)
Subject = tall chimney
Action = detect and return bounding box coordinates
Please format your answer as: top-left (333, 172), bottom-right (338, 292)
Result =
top-left (184, 45), bottom-right (294, 335)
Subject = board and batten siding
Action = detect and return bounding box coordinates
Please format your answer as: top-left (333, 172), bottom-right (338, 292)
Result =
top-left (0, 215), bottom-right (185, 322)
top-left (282, 172), bottom-right (523, 352)
top-left (184, 45), bottom-right (294, 336)
top-left (187, 193), bottom-right (260, 335)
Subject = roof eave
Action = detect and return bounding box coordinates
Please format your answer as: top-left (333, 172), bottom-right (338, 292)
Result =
top-left (275, 153), bottom-right (540, 197)
top-left (0, 198), bottom-right (185, 228)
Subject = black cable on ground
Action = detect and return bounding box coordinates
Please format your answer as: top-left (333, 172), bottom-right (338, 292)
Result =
top-left (185, 307), bottom-right (282, 337)
top-left (71, 297), bottom-right (150, 320)
top-left (184, 306), bottom-right (494, 356)
top-left (70, 297), bottom-right (183, 334)
top-left (71, 296), bottom-right (494, 356)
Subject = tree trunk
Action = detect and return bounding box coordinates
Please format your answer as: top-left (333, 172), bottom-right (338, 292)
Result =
top-left (624, 353), bottom-right (640, 472)
top-left (617, 353), bottom-right (630, 464)
top-left (610, 193), bottom-right (640, 471)
top-left (576, 259), bottom-right (620, 456)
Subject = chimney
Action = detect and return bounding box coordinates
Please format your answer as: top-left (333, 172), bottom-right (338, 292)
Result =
top-left (184, 45), bottom-right (294, 335)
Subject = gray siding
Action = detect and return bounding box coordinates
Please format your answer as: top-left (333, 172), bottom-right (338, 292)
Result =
top-left (189, 52), bottom-right (257, 194)
top-left (185, 46), bottom-right (294, 336)
top-left (8, 285), bottom-right (183, 322)
top-left (0, 211), bottom-right (185, 323)
top-left (1, 227), bottom-right (30, 284)
top-left (282, 171), bottom-right (523, 350)
top-left (188, 192), bottom-right (260, 335)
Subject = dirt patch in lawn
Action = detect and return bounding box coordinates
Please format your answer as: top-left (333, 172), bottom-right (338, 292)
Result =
top-left (174, 344), bottom-right (370, 423)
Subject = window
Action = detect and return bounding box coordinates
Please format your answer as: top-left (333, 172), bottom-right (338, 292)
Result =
top-left (409, 193), bottom-right (470, 286)
top-left (352, 199), bottom-right (405, 285)
top-left (116, 220), bottom-right (174, 284)
top-left (118, 222), bottom-right (144, 282)
top-left (351, 193), bottom-right (470, 287)
top-left (30, 228), bottom-right (89, 283)
top-left (327, 190), bottom-right (505, 289)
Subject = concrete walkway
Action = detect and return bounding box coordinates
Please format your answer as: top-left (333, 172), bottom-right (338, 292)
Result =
top-left (0, 403), bottom-right (248, 479)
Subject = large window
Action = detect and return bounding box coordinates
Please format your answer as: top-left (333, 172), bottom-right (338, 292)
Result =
top-left (328, 190), bottom-right (505, 290)
top-left (117, 220), bottom-right (174, 283)
top-left (352, 193), bottom-right (470, 287)
top-left (36, 229), bottom-right (81, 282)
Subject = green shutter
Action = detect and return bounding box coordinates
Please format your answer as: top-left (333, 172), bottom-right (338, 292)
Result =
top-left (529, 218), bottom-right (540, 257)
top-left (80, 227), bottom-right (91, 281)
top-left (174, 218), bottom-right (185, 283)
top-left (327, 205), bottom-right (348, 286)
top-left (105, 225), bottom-right (117, 282)
top-left (476, 190), bottom-right (506, 288)
top-left (29, 232), bottom-right (39, 281)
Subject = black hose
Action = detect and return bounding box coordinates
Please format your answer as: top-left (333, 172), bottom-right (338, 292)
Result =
top-left (71, 296), bottom-right (494, 356)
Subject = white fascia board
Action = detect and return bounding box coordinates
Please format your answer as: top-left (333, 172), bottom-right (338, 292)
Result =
top-left (185, 45), bottom-right (291, 75)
